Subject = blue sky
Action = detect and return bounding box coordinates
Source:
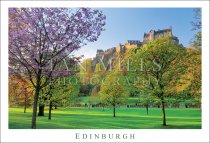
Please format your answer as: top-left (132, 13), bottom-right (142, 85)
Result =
top-left (73, 8), bottom-right (197, 59)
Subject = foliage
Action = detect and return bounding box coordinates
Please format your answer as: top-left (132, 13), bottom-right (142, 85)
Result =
top-left (9, 8), bottom-right (106, 85)
top-left (79, 58), bottom-right (94, 84)
top-left (138, 91), bottom-right (157, 106)
top-left (99, 72), bottom-right (128, 107)
top-left (178, 48), bottom-right (201, 107)
top-left (190, 32), bottom-right (201, 49)
top-left (42, 76), bottom-right (80, 107)
top-left (9, 75), bottom-right (33, 108)
top-left (79, 83), bottom-right (93, 96)
top-left (132, 36), bottom-right (187, 95)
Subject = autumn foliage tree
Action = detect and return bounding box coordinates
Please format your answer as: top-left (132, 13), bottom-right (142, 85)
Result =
top-left (9, 8), bottom-right (106, 128)
top-left (176, 48), bottom-right (201, 108)
top-left (9, 75), bottom-right (33, 113)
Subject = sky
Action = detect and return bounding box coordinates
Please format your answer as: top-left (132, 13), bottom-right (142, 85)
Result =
top-left (73, 8), bottom-right (197, 59)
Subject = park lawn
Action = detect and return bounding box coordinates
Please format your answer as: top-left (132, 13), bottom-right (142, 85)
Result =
top-left (9, 107), bottom-right (201, 129)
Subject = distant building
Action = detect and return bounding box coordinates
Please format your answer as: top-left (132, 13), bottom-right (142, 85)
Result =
top-left (96, 49), bottom-right (104, 57)
top-left (116, 43), bottom-right (125, 53)
top-left (143, 27), bottom-right (179, 45)
top-left (104, 47), bottom-right (116, 53)
top-left (126, 40), bottom-right (141, 45)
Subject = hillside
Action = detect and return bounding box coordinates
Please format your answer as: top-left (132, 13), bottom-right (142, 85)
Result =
top-left (78, 27), bottom-right (181, 97)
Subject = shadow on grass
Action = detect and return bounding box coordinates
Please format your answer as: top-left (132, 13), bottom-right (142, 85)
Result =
top-left (9, 108), bottom-right (201, 129)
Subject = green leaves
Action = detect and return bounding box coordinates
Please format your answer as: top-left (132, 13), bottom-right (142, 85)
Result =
top-left (130, 35), bottom-right (188, 101)
top-left (43, 75), bottom-right (80, 106)
top-left (99, 72), bottom-right (128, 106)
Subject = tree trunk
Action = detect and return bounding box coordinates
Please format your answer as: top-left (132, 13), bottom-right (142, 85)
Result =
top-left (200, 97), bottom-right (202, 110)
top-left (24, 99), bottom-right (27, 113)
top-left (54, 105), bottom-right (57, 109)
top-left (48, 101), bottom-right (53, 120)
top-left (24, 94), bottom-right (27, 113)
top-left (31, 85), bottom-right (40, 129)
top-left (102, 105), bottom-right (104, 111)
top-left (31, 69), bottom-right (42, 129)
top-left (161, 100), bottom-right (166, 126)
top-left (38, 104), bottom-right (45, 116)
top-left (113, 105), bottom-right (116, 117)
top-left (146, 104), bottom-right (149, 115)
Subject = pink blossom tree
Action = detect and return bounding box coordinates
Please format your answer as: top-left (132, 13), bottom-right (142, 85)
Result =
top-left (9, 8), bottom-right (106, 129)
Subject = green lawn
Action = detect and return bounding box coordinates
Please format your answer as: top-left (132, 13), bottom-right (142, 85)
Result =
top-left (9, 107), bottom-right (201, 129)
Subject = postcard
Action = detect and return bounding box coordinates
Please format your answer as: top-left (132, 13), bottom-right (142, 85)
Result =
top-left (1, 0), bottom-right (209, 143)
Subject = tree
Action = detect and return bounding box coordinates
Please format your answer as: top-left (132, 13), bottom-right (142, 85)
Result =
top-left (18, 78), bottom-right (33, 113)
top-left (191, 8), bottom-right (201, 49)
top-left (79, 83), bottom-right (93, 97)
top-left (138, 91), bottom-right (157, 115)
top-left (9, 74), bottom-right (33, 112)
top-left (187, 49), bottom-right (201, 106)
top-left (49, 76), bottom-right (80, 119)
top-left (38, 57), bottom-right (80, 117)
top-left (191, 8), bottom-right (201, 31)
top-left (176, 48), bottom-right (201, 108)
top-left (9, 76), bottom-right (19, 107)
top-left (99, 72), bottom-right (128, 117)
top-left (191, 32), bottom-right (201, 49)
top-left (86, 95), bottom-right (100, 109)
top-left (131, 36), bottom-right (187, 126)
top-left (9, 8), bottom-right (106, 128)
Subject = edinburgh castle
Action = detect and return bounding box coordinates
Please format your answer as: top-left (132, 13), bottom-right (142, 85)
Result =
top-left (95, 27), bottom-right (179, 59)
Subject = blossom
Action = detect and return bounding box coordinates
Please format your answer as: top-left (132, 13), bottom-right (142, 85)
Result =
top-left (9, 8), bottom-right (106, 82)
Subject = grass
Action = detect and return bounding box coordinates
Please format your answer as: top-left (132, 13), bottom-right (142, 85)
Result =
top-left (9, 107), bottom-right (201, 129)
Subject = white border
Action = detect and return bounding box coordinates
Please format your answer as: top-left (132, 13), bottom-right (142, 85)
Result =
top-left (1, 1), bottom-right (209, 142)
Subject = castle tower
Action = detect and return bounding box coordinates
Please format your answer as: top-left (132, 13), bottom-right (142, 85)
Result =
top-left (143, 27), bottom-right (179, 44)
top-left (96, 49), bottom-right (104, 57)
